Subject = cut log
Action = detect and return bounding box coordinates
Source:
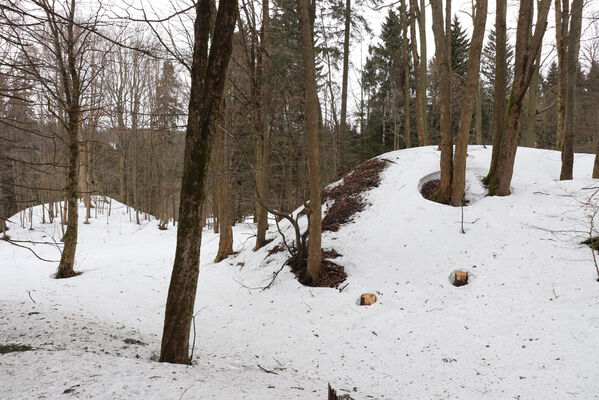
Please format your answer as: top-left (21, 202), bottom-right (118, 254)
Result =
top-left (454, 271), bottom-right (469, 287)
top-left (360, 293), bottom-right (377, 305)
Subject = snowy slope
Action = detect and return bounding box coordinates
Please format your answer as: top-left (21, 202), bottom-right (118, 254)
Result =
top-left (1, 145), bottom-right (598, 399)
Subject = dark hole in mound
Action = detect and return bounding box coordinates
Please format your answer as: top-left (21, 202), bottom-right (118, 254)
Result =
top-left (420, 179), bottom-right (441, 200)
top-left (322, 158), bottom-right (390, 232)
top-left (286, 249), bottom-right (347, 288)
top-left (0, 344), bottom-right (34, 354)
top-left (420, 179), bottom-right (470, 206)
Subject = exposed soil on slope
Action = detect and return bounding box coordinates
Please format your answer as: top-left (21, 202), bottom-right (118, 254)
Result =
top-left (322, 158), bottom-right (391, 232)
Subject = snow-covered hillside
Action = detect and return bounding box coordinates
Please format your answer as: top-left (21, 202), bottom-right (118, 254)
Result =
top-left (1, 146), bottom-right (598, 399)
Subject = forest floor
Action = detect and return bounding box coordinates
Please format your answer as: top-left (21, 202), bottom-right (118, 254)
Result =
top-left (1, 145), bottom-right (598, 399)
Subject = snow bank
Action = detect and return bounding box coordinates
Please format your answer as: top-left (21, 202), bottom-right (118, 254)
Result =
top-left (1, 146), bottom-right (598, 399)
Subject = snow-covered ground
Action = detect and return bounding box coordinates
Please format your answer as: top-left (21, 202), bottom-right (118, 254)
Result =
top-left (1, 145), bottom-right (598, 399)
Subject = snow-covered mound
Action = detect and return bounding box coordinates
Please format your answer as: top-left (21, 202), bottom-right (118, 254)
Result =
top-left (1, 146), bottom-right (599, 399)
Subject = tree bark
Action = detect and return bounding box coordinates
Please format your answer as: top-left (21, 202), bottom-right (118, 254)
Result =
top-left (159, 0), bottom-right (237, 364)
top-left (523, 51), bottom-right (541, 147)
top-left (486, 0), bottom-right (551, 196)
top-left (418, 0), bottom-right (428, 145)
top-left (430, 0), bottom-right (452, 203)
top-left (409, 0), bottom-right (426, 147)
top-left (560, 0), bottom-right (583, 180)
top-left (297, 0), bottom-right (322, 284)
top-left (486, 0), bottom-right (507, 182)
top-left (215, 122), bottom-right (233, 262)
top-left (555, 0), bottom-right (569, 150)
top-left (54, 2), bottom-right (81, 279)
top-left (254, 0), bottom-right (272, 249)
top-left (450, 0), bottom-right (488, 206)
top-left (401, 0), bottom-right (411, 148)
top-left (338, 0), bottom-right (350, 173)
top-left (475, 81), bottom-right (483, 145)
top-left (0, 145), bottom-right (17, 232)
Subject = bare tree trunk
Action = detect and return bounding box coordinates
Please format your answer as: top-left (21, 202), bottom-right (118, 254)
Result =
top-left (215, 123), bottom-right (233, 262)
top-left (555, 0), bottom-right (569, 150)
top-left (475, 81), bottom-right (483, 145)
top-left (56, 107), bottom-right (80, 278)
top-left (254, 0), bottom-right (272, 249)
top-left (401, 0), bottom-right (411, 148)
top-left (338, 0), bottom-right (350, 173)
top-left (560, 0), bottom-right (583, 180)
top-left (409, 0), bottom-right (425, 147)
top-left (486, 0), bottom-right (507, 181)
top-left (418, 0), bottom-right (428, 144)
top-left (0, 145), bottom-right (17, 232)
top-left (297, 0), bottom-right (321, 284)
top-left (450, 0), bottom-right (488, 206)
top-left (487, 0), bottom-right (551, 196)
top-left (159, 0), bottom-right (237, 364)
top-left (523, 51), bottom-right (541, 147)
top-left (54, 3), bottom-right (82, 279)
top-left (430, 0), bottom-right (452, 203)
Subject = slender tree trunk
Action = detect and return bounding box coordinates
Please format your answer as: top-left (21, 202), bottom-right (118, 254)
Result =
top-left (524, 51), bottom-right (541, 147)
top-left (255, 0), bottom-right (272, 249)
top-left (0, 146), bottom-right (17, 232)
top-left (215, 122), bottom-right (233, 262)
top-left (79, 125), bottom-right (90, 224)
top-left (487, 0), bottom-right (551, 196)
top-left (418, 0), bottom-right (428, 144)
top-left (475, 81), bottom-right (483, 145)
top-left (297, 0), bottom-right (321, 284)
top-left (430, 0), bottom-right (452, 203)
top-left (159, 0), bottom-right (237, 364)
top-left (338, 0), bottom-right (350, 173)
top-left (409, 0), bottom-right (425, 147)
top-left (486, 0), bottom-right (507, 181)
top-left (560, 0), bottom-right (583, 180)
top-left (450, 0), bottom-right (488, 206)
top-left (555, 0), bottom-right (568, 150)
top-left (401, 0), bottom-right (411, 148)
top-left (56, 109), bottom-right (80, 278)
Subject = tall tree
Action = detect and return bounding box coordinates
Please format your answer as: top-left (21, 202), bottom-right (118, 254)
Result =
top-left (338, 0), bottom-right (351, 173)
top-left (485, 0), bottom-right (551, 195)
top-left (559, 0), bottom-right (584, 180)
top-left (296, 0), bottom-right (322, 284)
top-left (409, 0), bottom-right (427, 146)
top-left (430, 0), bottom-right (452, 203)
top-left (159, 0), bottom-right (238, 364)
top-left (254, 0), bottom-right (273, 250)
top-left (450, 0), bottom-right (488, 206)
top-left (400, 0), bottom-right (411, 149)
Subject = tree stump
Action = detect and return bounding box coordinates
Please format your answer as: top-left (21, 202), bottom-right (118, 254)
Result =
top-left (454, 271), bottom-right (469, 287)
top-left (360, 293), bottom-right (377, 305)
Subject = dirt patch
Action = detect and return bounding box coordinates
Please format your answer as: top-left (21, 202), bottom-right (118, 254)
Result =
top-left (0, 344), bottom-right (34, 354)
top-left (123, 338), bottom-right (147, 346)
top-left (322, 158), bottom-right (391, 232)
top-left (420, 179), bottom-right (441, 200)
top-left (286, 249), bottom-right (347, 288)
top-left (267, 243), bottom-right (287, 257)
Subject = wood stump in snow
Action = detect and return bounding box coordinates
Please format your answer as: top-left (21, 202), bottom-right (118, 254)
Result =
top-left (454, 271), bottom-right (469, 287)
top-left (360, 293), bottom-right (377, 305)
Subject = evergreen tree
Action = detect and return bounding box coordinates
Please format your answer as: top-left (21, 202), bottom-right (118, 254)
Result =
top-left (450, 16), bottom-right (470, 79)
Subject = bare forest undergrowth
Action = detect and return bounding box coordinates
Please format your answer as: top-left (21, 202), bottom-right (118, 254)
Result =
top-left (266, 159), bottom-right (391, 289)
top-left (322, 158), bottom-right (391, 232)
top-left (420, 179), bottom-right (441, 201)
